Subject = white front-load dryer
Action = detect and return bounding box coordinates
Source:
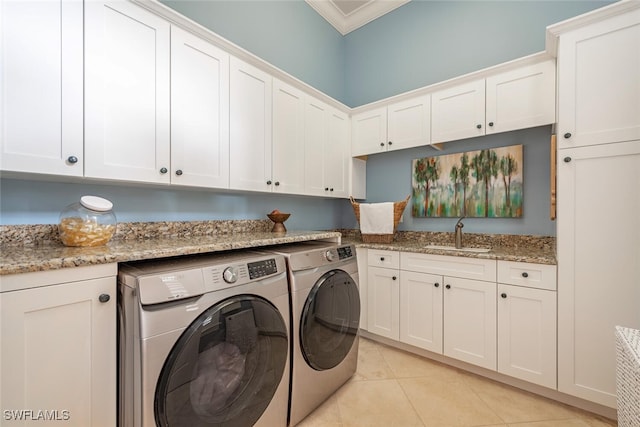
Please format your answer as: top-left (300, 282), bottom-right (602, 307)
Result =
top-left (118, 251), bottom-right (290, 427)
top-left (266, 242), bottom-right (360, 426)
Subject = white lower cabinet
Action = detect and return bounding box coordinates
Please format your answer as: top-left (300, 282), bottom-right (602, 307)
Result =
top-left (399, 271), bottom-right (442, 353)
top-left (362, 251), bottom-right (559, 388)
top-left (0, 264), bottom-right (117, 426)
top-left (443, 276), bottom-right (496, 370)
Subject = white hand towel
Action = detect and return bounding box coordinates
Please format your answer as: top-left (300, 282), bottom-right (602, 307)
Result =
top-left (360, 202), bottom-right (394, 234)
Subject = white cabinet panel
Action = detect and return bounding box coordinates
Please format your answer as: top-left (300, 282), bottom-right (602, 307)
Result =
top-left (498, 284), bottom-right (557, 389)
top-left (387, 95), bottom-right (431, 151)
top-left (171, 26), bottom-right (229, 188)
top-left (1, 271), bottom-right (116, 426)
top-left (558, 9), bottom-right (640, 149)
top-left (304, 98), bottom-right (328, 196)
top-left (431, 79), bottom-right (486, 143)
top-left (557, 140), bottom-right (640, 407)
top-left (273, 79), bottom-right (305, 194)
top-left (85, 0), bottom-right (170, 183)
top-left (368, 249), bottom-right (400, 269)
top-left (497, 260), bottom-right (556, 291)
top-left (1, 0), bottom-right (83, 176)
top-left (486, 60), bottom-right (556, 135)
top-left (400, 271), bottom-right (443, 353)
top-left (401, 252), bottom-right (496, 282)
top-left (351, 107), bottom-right (387, 157)
top-left (443, 276), bottom-right (496, 370)
top-left (229, 57), bottom-right (273, 192)
top-left (367, 266), bottom-right (400, 340)
top-left (325, 108), bottom-right (349, 197)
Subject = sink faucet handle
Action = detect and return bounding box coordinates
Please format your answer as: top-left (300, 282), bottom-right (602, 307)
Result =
top-left (455, 216), bottom-right (465, 229)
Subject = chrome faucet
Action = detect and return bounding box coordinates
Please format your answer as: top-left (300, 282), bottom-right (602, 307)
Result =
top-left (455, 216), bottom-right (465, 249)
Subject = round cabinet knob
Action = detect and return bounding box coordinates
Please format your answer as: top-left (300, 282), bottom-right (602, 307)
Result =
top-left (223, 267), bottom-right (238, 284)
top-left (380, 257), bottom-right (385, 261)
top-left (330, 188), bottom-right (334, 192)
top-left (380, 142), bottom-right (385, 147)
top-left (445, 284), bottom-right (451, 289)
top-left (392, 276), bottom-right (397, 281)
top-left (501, 293), bottom-right (507, 299)
top-left (175, 169), bottom-right (183, 176)
top-left (521, 272), bottom-right (529, 278)
top-left (325, 187), bottom-right (329, 191)
top-left (388, 141), bottom-right (393, 146)
top-left (159, 167), bottom-right (168, 174)
top-left (564, 157), bottom-right (572, 163)
top-left (98, 294), bottom-right (110, 303)
top-left (274, 181), bottom-right (280, 186)
top-left (325, 250), bottom-right (336, 262)
top-left (67, 156), bottom-right (78, 164)
top-left (476, 124), bottom-right (482, 129)
top-left (488, 122), bottom-right (494, 127)
top-left (434, 282), bottom-right (440, 288)
top-left (266, 180), bottom-right (272, 185)
top-left (564, 132), bottom-right (572, 139)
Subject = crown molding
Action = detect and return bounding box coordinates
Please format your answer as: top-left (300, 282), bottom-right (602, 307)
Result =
top-left (306, 0), bottom-right (410, 35)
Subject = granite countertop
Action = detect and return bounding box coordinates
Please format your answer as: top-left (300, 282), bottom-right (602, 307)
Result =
top-left (0, 221), bottom-right (341, 275)
top-left (0, 221), bottom-right (556, 276)
top-left (340, 230), bottom-right (556, 265)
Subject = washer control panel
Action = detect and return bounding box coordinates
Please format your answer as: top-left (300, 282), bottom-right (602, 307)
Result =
top-left (247, 258), bottom-right (278, 279)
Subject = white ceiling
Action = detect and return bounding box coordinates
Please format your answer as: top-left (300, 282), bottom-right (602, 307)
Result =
top-left (305, 0), bottom-right (411, 35)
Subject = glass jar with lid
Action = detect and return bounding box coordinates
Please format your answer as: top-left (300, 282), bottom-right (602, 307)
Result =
top-left (58, 196), bottom-right (117, 247)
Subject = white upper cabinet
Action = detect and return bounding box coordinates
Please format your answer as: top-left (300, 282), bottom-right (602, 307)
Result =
top-left (1, 0), bottom-right (83, 176)
top-left (84, 0), bottom-right (171, 183)
top-left (272, 79), bottom-right (306, 194)
top-left (305, 97), bottom-right (349, 198)
top-left (170, 26), bottom-right (230, 189)
top-left (229, 57), bottom-right (273, 192)
top-left (557, 9), bottom-right (640, 148)
top-left (351, 95), bottom-right (431, 157)
top-left (432, 60), bottom-right (556, 144)
top-left (432, 80), bottom-right (486, 143)
top-left (351, 107), bottom-right (387, 157)
top-left (486, 60), bottom-right (556, 135)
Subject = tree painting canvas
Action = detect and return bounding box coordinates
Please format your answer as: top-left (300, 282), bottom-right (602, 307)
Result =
top-left (412, 145), bottom-right (523, 218)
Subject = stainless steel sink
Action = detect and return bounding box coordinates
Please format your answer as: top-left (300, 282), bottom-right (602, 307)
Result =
top-left (424, 245), bottom-right (491, 253)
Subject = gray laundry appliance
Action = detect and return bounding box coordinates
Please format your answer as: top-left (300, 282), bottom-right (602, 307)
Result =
top-left (265, 241), bottom-right (360, 426)
top-left (118, 251), bottom-right (290, 427)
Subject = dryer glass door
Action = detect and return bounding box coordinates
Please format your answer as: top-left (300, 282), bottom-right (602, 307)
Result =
top-left (300, 269), bottom-right (360, 370)
top-left (155, 295), bottom-right (287, 426)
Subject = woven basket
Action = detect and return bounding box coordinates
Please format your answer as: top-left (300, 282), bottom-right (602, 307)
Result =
top-left (349, 195), bottom-right (410, 243)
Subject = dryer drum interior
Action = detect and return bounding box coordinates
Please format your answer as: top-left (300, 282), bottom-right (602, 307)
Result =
top-left (300, 269), bottom-right (361, 371)
top-left (154, 295), bottom-right (288, 426)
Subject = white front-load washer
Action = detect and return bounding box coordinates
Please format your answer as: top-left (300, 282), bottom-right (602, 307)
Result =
top-left (118, 251), bottom-right (290, 427)
top-left (266, 242), bottom-right (360, 426)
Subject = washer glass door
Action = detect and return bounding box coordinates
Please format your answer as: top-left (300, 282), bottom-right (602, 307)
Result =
top-left (155, 295), bottom-right (287, 427)
top-left (300, 269), bottom-right (360, 370)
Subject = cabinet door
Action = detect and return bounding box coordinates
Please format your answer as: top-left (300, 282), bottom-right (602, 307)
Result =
top-left (498, 284), bottom-right (557, 389)
top-left (351, 107), bottom-right (387, 157)
top-left (557, 9), bottom-right (640, 148)
top-left (304, 97), bottom-right (328, 196)
top-left (0, 277), bottom-right (116, 426)
top-left (387, 95), bottom-right (431, 151)
top-left (557, 140), bottom-right (640, 407)
top-left (170, 26), bottom-right (229, 189)
top-left (85, 1), bottom-right (170, 183)
top-left (1, 0), bottom-right (83, 176)
top-left (272, 79), bottom-right (306, 194)
top-left (367, 266), bottom-right (399, 340)
top-left (325, 107), bottom-right (349, 198)
top-left (229, 57), bottom-right (273, 192)
top-left (400, 271), bottom-right (443, 353)
top-left (486, 60), bottom-right (555, 135)
top-left (443, 277), bottom-right (496, 370)
top-left (431, 79), bottom-right (485, 144)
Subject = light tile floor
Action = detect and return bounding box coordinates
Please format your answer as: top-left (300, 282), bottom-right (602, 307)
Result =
top-left (297, 337), bottom-right (618, 427)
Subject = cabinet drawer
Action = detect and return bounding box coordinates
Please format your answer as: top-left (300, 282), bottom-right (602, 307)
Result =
top-left (367, 249), bottom-right (400, 269)
top-left (401, 252), bottom-right (496, 282)
top-left (497, 261), bottom-right (557, 291)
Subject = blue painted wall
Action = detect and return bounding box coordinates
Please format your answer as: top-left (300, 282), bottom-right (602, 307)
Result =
top-left (0, 0), bottom-right (613, 234)
top-left (344, 0), bottom-right (612, 106)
